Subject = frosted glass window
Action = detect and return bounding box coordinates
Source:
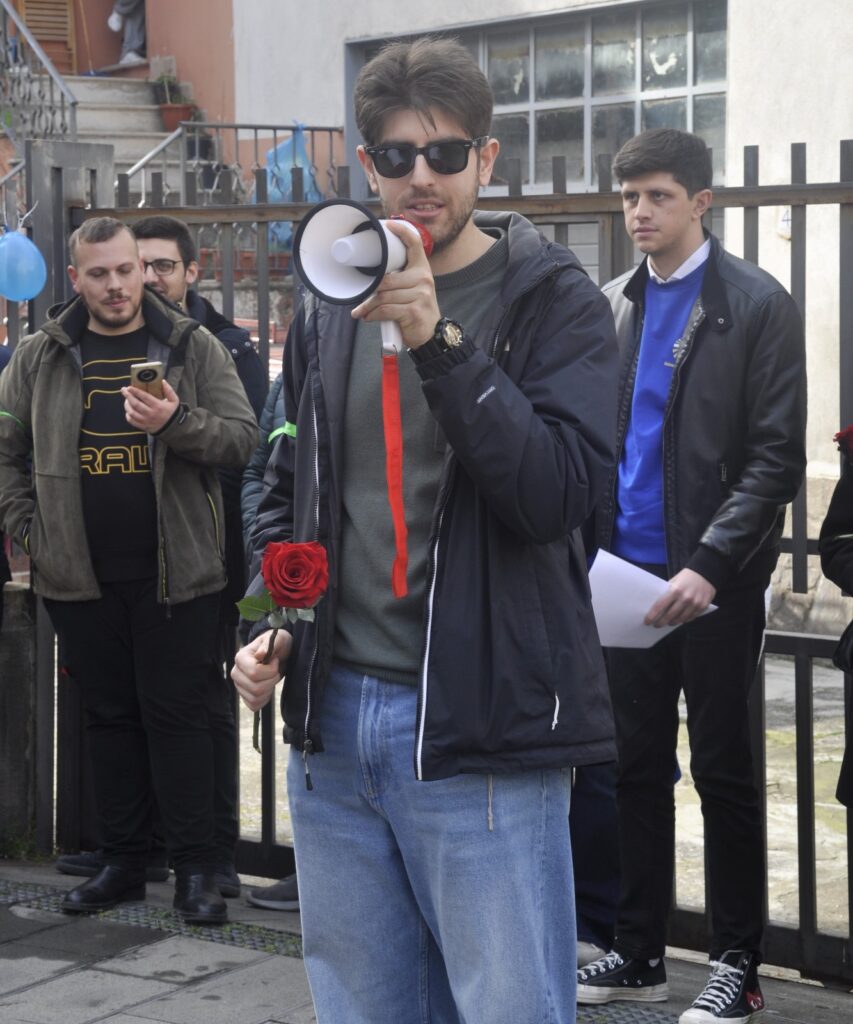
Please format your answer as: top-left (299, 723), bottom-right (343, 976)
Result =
top-left (694, 93), bottom-right (726, 184)
top-left (593, 104), bottom-right (635, 183)
top-left (491, 113), bottom-right (530, 186)
top-left (643, 4), bottom-right (687, 90)
top-left (536, 108), bottom-right (584, 183)
top-left (593, 12), bottom-right (636, 96)
top-left (489, 32), bottom-right (530, 105)
top-left (642, 97), bottom-right (687, 131)
top-left (535, 26), bottom-right (584, 100)
top-left (695, 0), bottom-right (727, 83)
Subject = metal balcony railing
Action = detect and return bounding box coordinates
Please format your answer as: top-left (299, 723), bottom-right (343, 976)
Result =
top-left (0, 0), bottom-right (77, 145)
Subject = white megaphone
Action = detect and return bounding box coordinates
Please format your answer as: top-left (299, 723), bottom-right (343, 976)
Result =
top-left (293, 198), bottom-right (433, 352)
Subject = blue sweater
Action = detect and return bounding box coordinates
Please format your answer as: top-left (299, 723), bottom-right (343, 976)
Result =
top-left (612, 262), bottom-right (706, 563)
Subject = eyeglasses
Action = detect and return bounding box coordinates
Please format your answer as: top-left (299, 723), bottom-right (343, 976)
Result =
top-left (142, 258), bottom-right (186, 277)
top-left (364, 137), bottom-right (488, 179)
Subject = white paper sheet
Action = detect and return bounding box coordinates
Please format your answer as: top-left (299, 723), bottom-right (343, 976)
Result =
top-left (589, 549), bottom-right (715, 648)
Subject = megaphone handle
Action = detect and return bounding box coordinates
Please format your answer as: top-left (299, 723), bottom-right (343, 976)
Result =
top-left (381, 320), bottom-right (403, 354)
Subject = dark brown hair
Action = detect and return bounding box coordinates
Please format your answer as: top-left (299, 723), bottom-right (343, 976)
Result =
top-left (612, 129), bottom-right (712, 196)
top-left (133, 215), bottom-right (196, 265)
top-left (354, 37), bottom-right (492, 146)
top-left (68, 217), bottom-right (136, 267)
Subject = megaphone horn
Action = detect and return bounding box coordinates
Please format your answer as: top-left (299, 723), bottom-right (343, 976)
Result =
top-left (293, 199), bottom-right (433, 351)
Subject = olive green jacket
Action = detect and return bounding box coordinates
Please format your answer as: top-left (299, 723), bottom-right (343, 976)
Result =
top-left (0, 289), bottom-right (258, 604)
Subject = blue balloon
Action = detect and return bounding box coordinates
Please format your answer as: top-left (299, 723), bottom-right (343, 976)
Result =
top-left (0, 230), bottom-right (47, 301)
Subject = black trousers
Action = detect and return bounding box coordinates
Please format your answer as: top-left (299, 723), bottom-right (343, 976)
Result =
top-left (607, 573), bottom-right (767, 961)
top-left (570, 761), bottom-right (620, 950)
top-left (46, 580), bottom-right (221, 871)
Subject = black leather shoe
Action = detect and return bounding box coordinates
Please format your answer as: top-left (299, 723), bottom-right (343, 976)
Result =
top-left (174, 873), bottom-right (228, 924)
top-left (214, 864), bottom-right (241, 898)
top-left (56, 849), bottom-right (170, 883)
top-left (61, 865), bottom-right (146, 914)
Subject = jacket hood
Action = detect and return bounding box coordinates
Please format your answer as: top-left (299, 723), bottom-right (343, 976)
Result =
top-left (41, 287), bottom-right (201, 350)
top-left (473, 209), bottom-right (586, 305)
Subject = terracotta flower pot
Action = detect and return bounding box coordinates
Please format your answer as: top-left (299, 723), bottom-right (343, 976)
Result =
top-left (160, 103), bottom-right (196, 133)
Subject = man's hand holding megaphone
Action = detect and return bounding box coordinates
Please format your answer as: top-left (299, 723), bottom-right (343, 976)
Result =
top-left (349, 219), bottom-right (441, 351)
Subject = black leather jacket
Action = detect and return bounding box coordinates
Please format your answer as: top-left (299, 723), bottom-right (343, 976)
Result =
top-left (248, 211), bottom-right (620, 781)
top-left (596, 234), bottom-right (807, 592)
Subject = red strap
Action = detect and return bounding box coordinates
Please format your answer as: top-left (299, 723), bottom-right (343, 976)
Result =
top-left (381, 352), bottom-right (408, 598)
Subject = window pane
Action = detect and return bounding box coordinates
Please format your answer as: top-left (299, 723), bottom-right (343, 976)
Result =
top-left (593, 12), bottom-right (636, 96)
top-left (695, 0), bottom-right (727, 83)
top-left (643, 3), bottom-right (687, 90)
top-left (488, 31), bottom-right (530, 105)
top-left (535, 25), bottom-right (584, 100)
top-left (694, 93), bottom-right (726, 185)
top-left (491, 113), bottom-right (530, 186)
top-left (642, 97), bottom-right (686, 131)
top-left (592, 103), bottom-right (635, 184)
top-left (535, 108), bottom-right (584, 184)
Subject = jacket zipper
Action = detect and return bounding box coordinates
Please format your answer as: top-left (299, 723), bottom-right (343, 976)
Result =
top-left (302, 387), bottom-right (321, 789)
top-left (415, 271), bottom-right (554, 780)
top-left (415, 500), bottom-right (448, 781)
top-left (205, 489), bottom-right (222, 555)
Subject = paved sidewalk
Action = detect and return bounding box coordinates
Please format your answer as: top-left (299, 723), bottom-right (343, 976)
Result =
top-left (1, 859), bottom-right (851, 1024)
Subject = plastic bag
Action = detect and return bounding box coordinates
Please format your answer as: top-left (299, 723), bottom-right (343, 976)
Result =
top-left (266, 123), bottom-right (323, 252)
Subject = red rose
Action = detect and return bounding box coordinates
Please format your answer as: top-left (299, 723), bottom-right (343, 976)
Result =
top-left (261, 541), bottom-right (329, 610)
top-left (834, 425), bottom-right (853, 462)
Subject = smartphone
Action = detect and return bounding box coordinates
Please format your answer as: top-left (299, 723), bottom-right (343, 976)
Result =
top-left (130, 361), bottom-right (165, 399)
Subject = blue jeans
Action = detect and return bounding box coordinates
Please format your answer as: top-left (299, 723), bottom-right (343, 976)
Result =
top-left (287, 665), bottom-right (576, 1024)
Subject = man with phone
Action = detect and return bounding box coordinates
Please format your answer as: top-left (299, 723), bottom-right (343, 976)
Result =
top-left (55, 215), bottom-right (266, 899)
top-left (0, 217), bottom-right (257, 923)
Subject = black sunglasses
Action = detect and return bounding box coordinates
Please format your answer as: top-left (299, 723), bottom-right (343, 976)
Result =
top-left (365, 136), bottom-right (488, 178)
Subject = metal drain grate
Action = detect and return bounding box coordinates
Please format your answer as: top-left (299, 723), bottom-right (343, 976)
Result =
top-left (578, 1006), bottom-right (679, 1023)
top-left (0, 878), bottom-right (302, 958)
top-left (2, 881), bottom-right (683, 1020)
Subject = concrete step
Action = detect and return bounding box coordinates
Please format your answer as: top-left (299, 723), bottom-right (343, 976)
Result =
top-left (77, 129), bottom-right (173, 164)
top-left (65, 74), bottom-right (159, 106)
top-left (75, 102), bottom-right (163, 134)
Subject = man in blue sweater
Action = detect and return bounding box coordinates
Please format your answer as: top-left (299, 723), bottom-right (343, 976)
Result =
top-left (579, 130), bottom-right (807, 1023)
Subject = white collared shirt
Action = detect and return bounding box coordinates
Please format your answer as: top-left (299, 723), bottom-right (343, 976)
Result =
top-left (648, 238), bottom-right (711, 285)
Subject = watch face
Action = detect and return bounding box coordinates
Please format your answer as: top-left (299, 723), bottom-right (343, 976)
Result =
top-left (441, 320), bottom-right (464, 347)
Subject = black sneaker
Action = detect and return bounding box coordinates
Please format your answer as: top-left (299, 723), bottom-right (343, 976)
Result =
top-left (246, 874), bottom-right (299, 911)
top-left (577, 950), bottom-right (669, 1004)
top-left (679, 950), bottom-right (765, 1022)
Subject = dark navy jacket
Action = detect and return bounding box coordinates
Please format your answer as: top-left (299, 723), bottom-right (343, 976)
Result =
top-left (249, 211), bottom-right (620, 781)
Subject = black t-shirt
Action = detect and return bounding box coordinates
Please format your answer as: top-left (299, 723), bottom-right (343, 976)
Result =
top-left (78, 328), bottom-right (159, 581)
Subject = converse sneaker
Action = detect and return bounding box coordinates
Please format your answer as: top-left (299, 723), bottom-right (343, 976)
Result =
top-left (577, 950), bottom-right (669, 1004)
top-left (679, 950), bottom-right (765, 1023)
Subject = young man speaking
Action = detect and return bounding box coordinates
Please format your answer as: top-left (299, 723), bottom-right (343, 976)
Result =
top-left (232, 37), bottom-right (618, 1023)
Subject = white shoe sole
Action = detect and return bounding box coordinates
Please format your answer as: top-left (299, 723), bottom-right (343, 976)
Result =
top-left (679, 1008), bottom-right (765, 1023)
top-left (577, 982), bottom-right (669, 1005)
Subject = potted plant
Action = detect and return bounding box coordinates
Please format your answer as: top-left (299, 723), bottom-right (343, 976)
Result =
top-left (154, 73), bottom-right (197, 133)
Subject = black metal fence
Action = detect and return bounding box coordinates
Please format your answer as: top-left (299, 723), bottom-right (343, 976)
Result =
top-left (12, 139), bottom-right (853, 984)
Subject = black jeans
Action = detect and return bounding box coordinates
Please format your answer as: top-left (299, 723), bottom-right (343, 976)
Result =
top-left (607, 572), bottom-right (767, 961)
top-left (46, 580), bottom-right (221, 872)
top-left (570, 761), bottom-right (620, 950)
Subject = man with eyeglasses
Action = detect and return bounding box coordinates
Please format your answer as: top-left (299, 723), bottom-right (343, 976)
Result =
top-left (0, 217), bottom-right (257, 923)
top-left (53, 215), bottom-right (267, 899)
top-left (232, 37), bottom-right (618, 1023)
